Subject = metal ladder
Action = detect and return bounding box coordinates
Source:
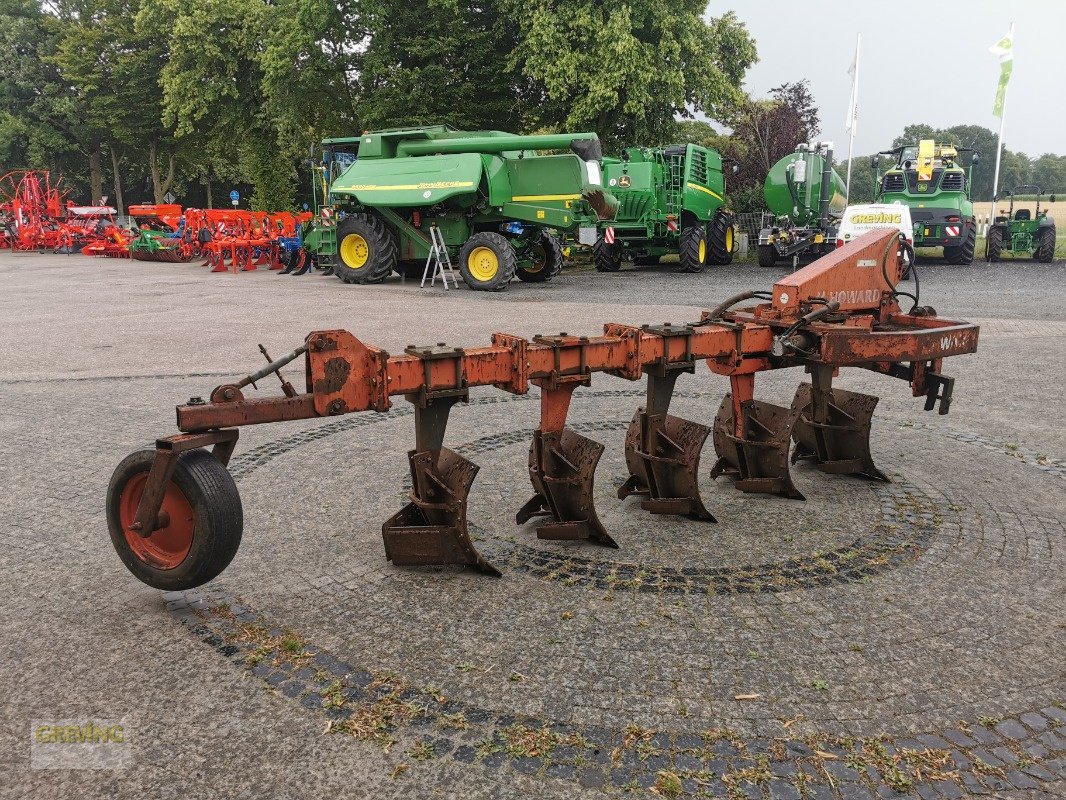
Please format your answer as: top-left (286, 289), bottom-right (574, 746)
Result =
top-left (421, 224), bottom-right (458, 289)
top-left (665, 154), bottom-right (684, 217)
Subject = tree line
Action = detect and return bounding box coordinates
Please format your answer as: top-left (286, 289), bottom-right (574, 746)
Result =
top-left (844, 123), bottom-right (1066, 206)
top-left (2, 0), bottom-right (1061, 214)
top-left (0, 0), bottom-right (758, 211)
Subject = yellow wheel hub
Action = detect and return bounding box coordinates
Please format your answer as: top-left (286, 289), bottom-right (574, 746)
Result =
top-left (725, 226), bottom-right (734, 252)
top-left (698, 238), bottom-right (706, 263)
top-left (340, 233), bottom-right (370, 268)
top-left (467, 246), bottom-right (499, 281)
top-left (526, 245), bottom-right (546, 273)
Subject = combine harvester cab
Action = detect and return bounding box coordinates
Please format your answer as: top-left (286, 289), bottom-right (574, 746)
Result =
top-left (874, 140), bottom-right (978, 265)
top-left (757, 142), bottom-right (847, 268)
top-left (594, 144), bottom-right (735, 273)
top-left (325, 126), bottom-right (617, 290)
top-left (985, 185), bottom-right (1056, 263)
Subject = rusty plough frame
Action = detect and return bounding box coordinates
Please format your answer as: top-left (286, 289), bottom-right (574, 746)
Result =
top-left (107, 229), bottom-right (980, 589)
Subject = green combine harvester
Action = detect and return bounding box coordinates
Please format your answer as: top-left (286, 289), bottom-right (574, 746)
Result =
top-left (592, 144), bottom-right (735, 273)
top-left (757, 142), bottom-right (846, 268)
top-left (319, 126), bottom-right (616, 290)
top-left (985, 185), bottom-right (1056, 262)
top-left (874, 140), bottom-right (978, 264)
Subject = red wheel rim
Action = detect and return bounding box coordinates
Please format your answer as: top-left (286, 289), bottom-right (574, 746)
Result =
top-left (119, 473), bottom-right (195, 570)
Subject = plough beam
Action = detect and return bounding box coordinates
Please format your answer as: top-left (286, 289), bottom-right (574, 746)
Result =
top-left (108, 230), bottom-right (983, 588)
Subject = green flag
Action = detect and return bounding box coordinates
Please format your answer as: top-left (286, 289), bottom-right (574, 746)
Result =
top-left (989, 25), bottom-right (1013, 117)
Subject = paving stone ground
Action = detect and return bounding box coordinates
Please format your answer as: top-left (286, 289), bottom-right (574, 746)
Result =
top-left (0, 251), bottom-right (1063, 798)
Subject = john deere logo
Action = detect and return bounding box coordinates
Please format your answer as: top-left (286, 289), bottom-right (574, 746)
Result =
top-left (618, 175), bottom-right (632, 188)
top-left (917, 184), bottom-right (928, 192)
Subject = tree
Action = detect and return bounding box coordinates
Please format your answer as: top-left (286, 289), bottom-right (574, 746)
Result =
top-left (1031, 154), bottom-right (1066, 194)
top-left (720, 80), bottom-right (820, 195)
top-left (352, 0), bottom-right (530, 132)
top-left (513, 3), bottom-right (756, 150)
top-left (0, 0), bottom-right (104, 199)
top-left (883, 123), bottom-right (1039, 201)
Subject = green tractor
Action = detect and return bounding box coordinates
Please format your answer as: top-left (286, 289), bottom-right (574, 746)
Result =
top-left (321, 126), bottom-right (615, 290)
top-left (985, 185), bottom-right (1057, 262)
top-left (592, 144), bottom-right (735, 273)
top-left (874, 140), bottom-right (978, 265)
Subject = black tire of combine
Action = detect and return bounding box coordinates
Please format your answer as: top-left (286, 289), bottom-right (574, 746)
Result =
top-left (944, 221), bottom-right (976, 265)
top-left (549, 234), bottom-right (565, 278)
top-left (458, 231), bottom-right (517, 291)
top-left (516, 231), bottom-right (563, 282)
top-left (593, 237), bottom-right (622, 272)
top-left (678, 225), bottom-right (708, 273)
top-left (1035, 227), bottom-right (1056, 263)
top-left (707, 210), bottom-right (735, 266)
top-left (757, 244), bottom-right (777, 268)
top-left (107, 448), bottom-right (243, 591)
top-left (985, 226), bottom-right (1004, 262)
top-left (333, 213), bottom-right (397, 284)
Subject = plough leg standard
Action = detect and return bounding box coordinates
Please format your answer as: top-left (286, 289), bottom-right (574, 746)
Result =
top-left (106, 230), bottom-right (980, 590)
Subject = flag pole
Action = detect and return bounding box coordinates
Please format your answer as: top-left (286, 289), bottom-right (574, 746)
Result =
top-left (990, 22), bottom-right (1014, 224)
top-left (990, 95), bottom-right (1008, 222)
top-left (844, 33), bottom-right (860, 205)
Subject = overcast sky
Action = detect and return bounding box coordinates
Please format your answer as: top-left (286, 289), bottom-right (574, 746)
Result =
top-left (719, 0), bottom-right (1066, 158)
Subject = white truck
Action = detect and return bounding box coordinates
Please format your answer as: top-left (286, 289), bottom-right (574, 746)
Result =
top-left (836, 202), bottom-right (914, 277)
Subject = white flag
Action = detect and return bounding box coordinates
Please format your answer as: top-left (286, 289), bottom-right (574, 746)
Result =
top-left (989, 24), bottom-right (1014, 117)
top-left (844, 34), bottom-right (860, 134)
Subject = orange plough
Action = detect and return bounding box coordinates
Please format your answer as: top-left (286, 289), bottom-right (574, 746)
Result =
top-left (105, 229), bottom-right (980, 590)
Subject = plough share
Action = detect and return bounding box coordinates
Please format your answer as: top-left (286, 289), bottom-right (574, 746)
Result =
top-left (106, 230), bottom-right (980, 590)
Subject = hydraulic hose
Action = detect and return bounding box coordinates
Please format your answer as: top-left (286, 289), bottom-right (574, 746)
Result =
top-left (880, 234), bottom-right (919, 313)
top-left (699, 290), bottom-right (773, 324)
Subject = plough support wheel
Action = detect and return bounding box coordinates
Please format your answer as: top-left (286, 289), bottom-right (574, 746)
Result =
top-left (106, 447), bottom-right (243, 590)
top-left (517, 428), bottom-right (617, 547)
top-left (711, 394), bottom-right (805, 500)
top-left (382, 447), bottom-right (501, 576)
top-left (790, 383), bottom-right (888, 482)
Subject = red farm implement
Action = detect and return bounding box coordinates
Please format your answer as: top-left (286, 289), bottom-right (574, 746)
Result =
top-left (0, 170), bottom-right (70, 251)
top-left (104, 229), bottom-right (980, 590)
top-left (193, 210), bottom-right (311, 273)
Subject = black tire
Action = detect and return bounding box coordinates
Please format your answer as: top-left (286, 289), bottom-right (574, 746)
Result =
top-left (458, 231), bottom-right (516, 290)
top-left (707, 209), bottom-right (735, 265)
top-left (678, 225), bottom-right (708, 273)
top-left (757, 244), bottom-right (777, 268)
top-left (1035, 227), bottom-right (1056, 263)
top-left (107, 448), bottom-right (243, 591)
top-left (985, 226), bottom-right (1003, 262)
top-left (593, 237), bottom-right (622, 272)
top-left (334, 212), bottom-right (397, 284)
top-left (516, 231), bottom-right (563, 282)
top-left (944, 220), bottom-right (976, 265)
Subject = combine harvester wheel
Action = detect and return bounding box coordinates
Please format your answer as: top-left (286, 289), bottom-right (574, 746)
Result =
top-left (334, 213), bottom-right (397, 284)
top-left (678, 225), bottom-right (708, 273)
top-left (458, 232), bottom-right (517, 291)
